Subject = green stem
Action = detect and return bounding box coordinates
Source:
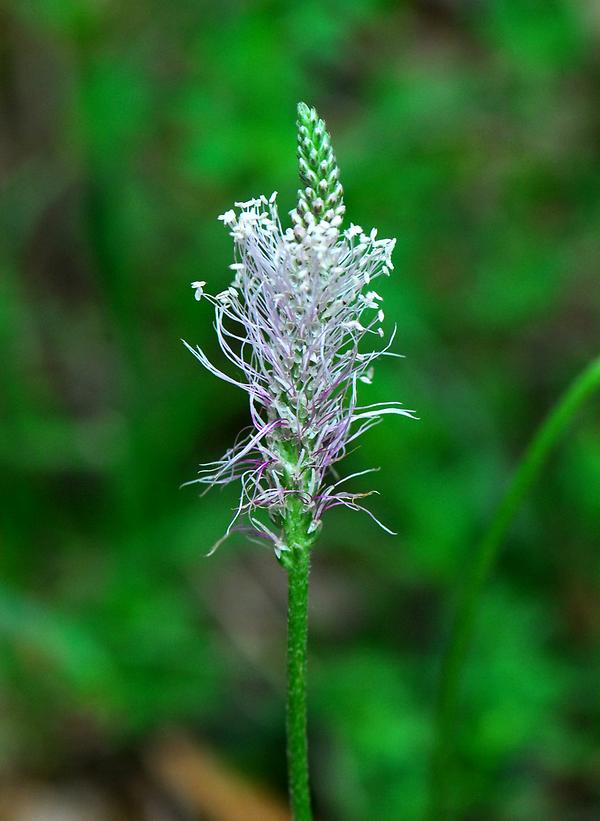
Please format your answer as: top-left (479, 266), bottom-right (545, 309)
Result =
top-left (283, 500), bottom-right (314, 821)
top-left (429, 354), bottom-right (600, 820)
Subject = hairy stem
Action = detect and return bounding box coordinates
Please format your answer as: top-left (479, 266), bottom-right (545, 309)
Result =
top-left (283, 500), bottom-right (314, 821)
top-left (429, 354), bottom-right (600, 820)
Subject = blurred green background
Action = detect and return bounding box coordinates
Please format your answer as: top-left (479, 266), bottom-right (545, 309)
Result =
top-left (1, 1), bottom-right (599, 819)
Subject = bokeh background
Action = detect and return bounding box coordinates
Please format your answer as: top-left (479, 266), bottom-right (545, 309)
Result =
top-left (1, 1), bottom-right (600, 819)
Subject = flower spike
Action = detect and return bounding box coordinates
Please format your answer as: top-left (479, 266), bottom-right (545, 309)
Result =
top-left (185, 104), bottom-right (415, 555)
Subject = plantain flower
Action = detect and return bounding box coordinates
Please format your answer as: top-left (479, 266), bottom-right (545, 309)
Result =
top-left (185, 103), bottom-right (415, 557)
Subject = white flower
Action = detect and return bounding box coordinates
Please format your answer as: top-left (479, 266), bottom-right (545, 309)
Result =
top-left (184, 103), bottom-right (416, 554)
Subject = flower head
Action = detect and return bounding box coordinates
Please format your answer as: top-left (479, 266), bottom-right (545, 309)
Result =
top-left (184, 103), bottom-right (416, 556)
